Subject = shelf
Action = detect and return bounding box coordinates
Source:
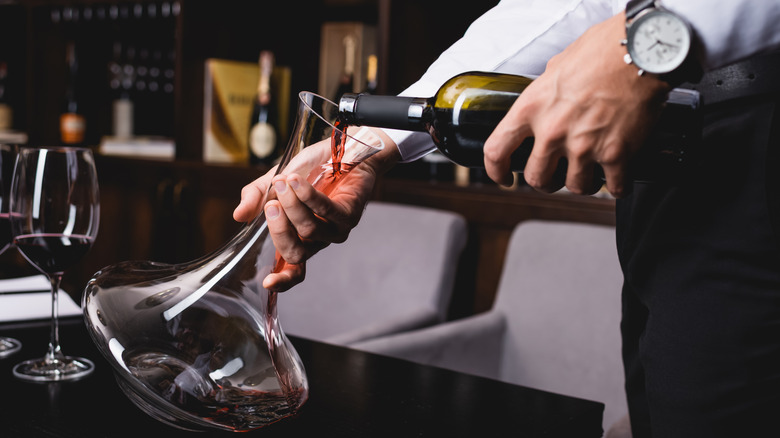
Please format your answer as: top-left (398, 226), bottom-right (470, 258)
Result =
top-left (2, 0), bottom-right (498, 162)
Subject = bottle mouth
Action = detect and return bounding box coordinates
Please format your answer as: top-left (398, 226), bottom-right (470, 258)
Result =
top-left (337, 93), bottom-right (358, 115)
top-left (297, 91), bottom-right (384, 154)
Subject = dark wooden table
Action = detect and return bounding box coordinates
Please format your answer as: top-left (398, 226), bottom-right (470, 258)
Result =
top-left (0, 318), bottom-right (603, 437)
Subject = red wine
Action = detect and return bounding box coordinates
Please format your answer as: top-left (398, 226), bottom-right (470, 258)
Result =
top-left (122, 350), bottom-right (301, 430)
top-left (119, 305), bottom-right (306, 430)
top-left (14, 233), bottom-right (94, 274)
top-left (331, 118), bottom-right (348, 175)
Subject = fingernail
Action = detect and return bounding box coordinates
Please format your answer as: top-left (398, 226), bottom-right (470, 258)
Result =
top-left (288, 177), bottom-right (300, 190)
top-left (273, 180), bottom-right (287, 194)
top-left (266, 204), bottom-right (280, 219)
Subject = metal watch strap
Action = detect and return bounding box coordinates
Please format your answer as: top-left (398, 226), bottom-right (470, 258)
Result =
top-left (626, 0), bottom-right (655, 20)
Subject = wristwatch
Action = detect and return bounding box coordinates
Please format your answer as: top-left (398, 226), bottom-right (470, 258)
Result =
top-left (622, 0), bottom-right (702, 85)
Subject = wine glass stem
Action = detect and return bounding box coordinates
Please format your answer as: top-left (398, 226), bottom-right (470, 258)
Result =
top-left (46, 273), bottom-right (64, 364)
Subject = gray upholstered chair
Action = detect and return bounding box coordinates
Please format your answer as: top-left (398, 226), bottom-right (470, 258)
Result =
top-left (277, 201), bottom-right (468, 346)
top-left (353, 220), bottom-right (629, 435)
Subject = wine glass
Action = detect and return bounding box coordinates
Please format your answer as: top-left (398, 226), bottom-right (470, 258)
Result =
top-left (0, 143), bottom-right (23, 359)
top-left (10, 146), bottom-right (99, 381)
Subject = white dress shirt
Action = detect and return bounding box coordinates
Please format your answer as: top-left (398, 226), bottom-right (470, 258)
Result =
top-left (388, 0), bottom-right (780, 162)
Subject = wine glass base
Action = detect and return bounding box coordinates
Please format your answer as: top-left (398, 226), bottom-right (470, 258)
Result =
top-left (13, 356), bottom-right (95, 382)
top-left (0, 337), bottom-right (22, 359)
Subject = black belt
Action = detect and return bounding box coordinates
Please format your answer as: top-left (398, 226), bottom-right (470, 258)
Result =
top-left (632, 51), bottom-right (780, 182)
top-left (682, 51), bottom-right (780, 106)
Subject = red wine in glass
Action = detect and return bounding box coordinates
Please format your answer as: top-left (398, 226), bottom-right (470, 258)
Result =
top-left (10, 146), bottom-right (99, 382)
top-left (14, 233), bottom-right (94, 274)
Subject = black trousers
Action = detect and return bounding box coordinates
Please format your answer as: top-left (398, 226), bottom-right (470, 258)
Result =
top-left (616, 77), bottom-right (780, 436)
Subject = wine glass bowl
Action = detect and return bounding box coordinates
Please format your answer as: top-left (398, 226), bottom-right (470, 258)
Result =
top-left (83, 92), bottom-right (383, 431)
top-left (10, 146), bottom-right (99, 381)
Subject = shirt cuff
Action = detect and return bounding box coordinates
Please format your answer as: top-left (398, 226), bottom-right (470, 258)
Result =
top-left (383, 129), bottom-right (435, 162)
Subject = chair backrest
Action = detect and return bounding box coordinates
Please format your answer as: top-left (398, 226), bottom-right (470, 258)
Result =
top-left (278, 201), bottom-right (468, 345)
top-left (493, 220), bottom-right (626, 429)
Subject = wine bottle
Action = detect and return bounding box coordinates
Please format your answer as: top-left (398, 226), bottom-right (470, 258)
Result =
top-left (60, 41), bottom-right (86, 145)
top-left (248, 51), bottom-right (280, 166)
top-left (0, 62), bottom-right (12, 131)
top-left (338, 71), bottom-right (702, 182)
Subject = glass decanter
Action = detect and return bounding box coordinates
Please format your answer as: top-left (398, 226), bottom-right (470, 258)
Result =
top-left (83, 92), bottom-right (384, 432)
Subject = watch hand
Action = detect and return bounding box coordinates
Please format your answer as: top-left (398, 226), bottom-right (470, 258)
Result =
top-left (657, 39), bottom-right (679, 49)
top-left (645, 40), bottom-right (661, 52)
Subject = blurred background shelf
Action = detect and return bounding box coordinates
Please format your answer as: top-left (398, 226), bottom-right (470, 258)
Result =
top-left (0, 0), bottom-right (616, 319)
top-left (0, 0), bottom-right (497, 157)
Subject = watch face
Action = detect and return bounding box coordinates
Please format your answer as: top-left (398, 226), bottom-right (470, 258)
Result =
top-left (627, 10), bottom-right (691, 74)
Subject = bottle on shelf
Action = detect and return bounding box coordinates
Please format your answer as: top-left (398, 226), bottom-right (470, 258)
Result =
top-left (364, 54), bottom-right (378, 94)
top-left (248, 50), bottom-right (280, 166)
top-left (329, 34), bottom-right (356, 119)
top-left (0, 62), bottom-right (12, 131)
top-left (60, 41), bottom-right (86, 145)
top-left (109, 42), bottom-right (134, 138)
top-left (338, 71), bottom-right (702, 182)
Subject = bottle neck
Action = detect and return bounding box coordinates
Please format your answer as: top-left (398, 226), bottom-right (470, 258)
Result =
top-left (339, 94), bottom-right (429, 132)
top-left (257, 51), bottom-right (274, 105)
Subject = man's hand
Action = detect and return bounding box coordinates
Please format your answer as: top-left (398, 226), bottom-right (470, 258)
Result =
top-left (483, 12), bottom-right (671, 198)
top-left (233, 128), bottom-right (400, 291)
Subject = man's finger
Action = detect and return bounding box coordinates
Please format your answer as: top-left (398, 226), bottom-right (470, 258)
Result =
top-left (263, 263), bottom-right (306, 292)
top-left (265, 200), bottom-right (306, 264)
